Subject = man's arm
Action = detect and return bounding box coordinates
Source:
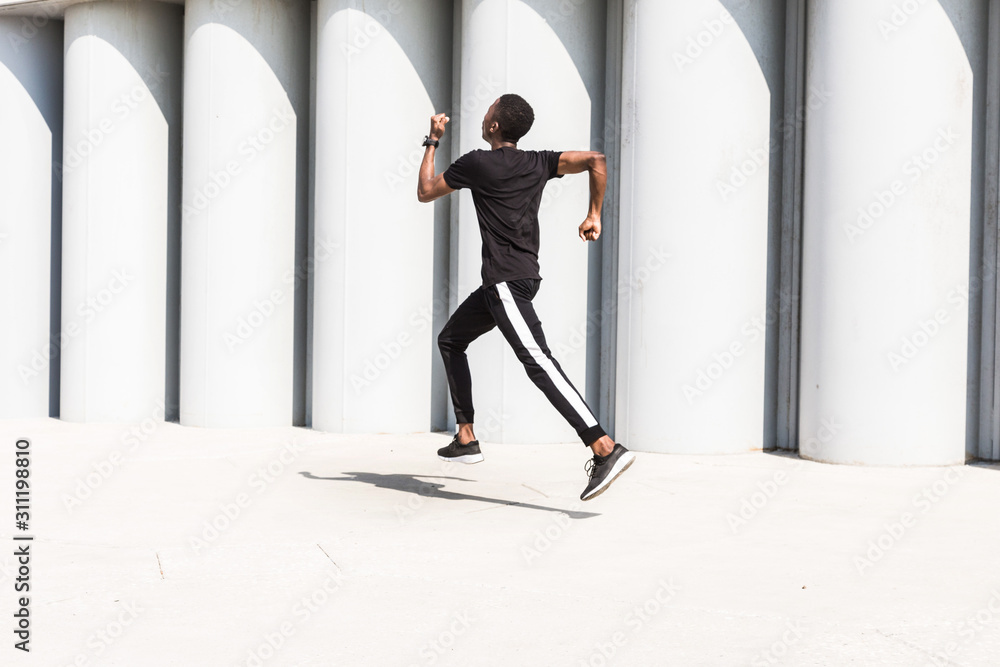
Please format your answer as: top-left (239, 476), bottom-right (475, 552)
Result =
top-left (557, 151), bottom-right (607, 241)
top-left (417, 112), bottom-right (456, 203)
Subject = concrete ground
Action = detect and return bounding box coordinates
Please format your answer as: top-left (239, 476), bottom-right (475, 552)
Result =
top-left (1, 419), bottom-right (999, 667)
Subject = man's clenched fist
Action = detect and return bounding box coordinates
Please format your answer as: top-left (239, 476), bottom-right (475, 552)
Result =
top-left (579, 216), bottom-right (601, 242)
top-left (429, 112), bottom-right (450, 141)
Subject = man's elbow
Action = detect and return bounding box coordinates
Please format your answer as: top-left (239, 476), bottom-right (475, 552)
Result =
top-left (588, 153), bottom-right (607, 171)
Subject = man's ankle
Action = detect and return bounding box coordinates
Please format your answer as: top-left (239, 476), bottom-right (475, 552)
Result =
top-left (589, 435), bottom-right (615, 457)
top-left (457, 424), bottom-right (477, 445)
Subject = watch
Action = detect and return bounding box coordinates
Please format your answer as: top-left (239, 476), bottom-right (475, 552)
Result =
top-left (423, 135), bottom-right (440, 148)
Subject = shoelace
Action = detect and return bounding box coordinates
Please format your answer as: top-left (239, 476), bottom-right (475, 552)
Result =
top-left (585, 457), bottom-right (600, 478)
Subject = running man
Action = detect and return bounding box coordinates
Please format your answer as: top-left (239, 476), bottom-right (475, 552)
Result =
top-left (416, 94), bottom-right (634, 501)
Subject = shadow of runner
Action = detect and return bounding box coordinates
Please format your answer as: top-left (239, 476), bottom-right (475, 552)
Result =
top-left (299, 471), bottom-right (599, 519)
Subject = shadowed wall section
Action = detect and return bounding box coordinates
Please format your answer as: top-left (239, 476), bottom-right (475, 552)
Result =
top-left (60, 1), bottom-right (182, 422)
top-left (616, 0), bottom-right (782, 454)
top-left (799, 0), bottom-right (982, 465)
top-left (312, 0), bottom-right (453, 433)
top-left (453, 0), bottom-right (607, 444)
top-left (0, 17), bottom-right (63, 418)
top-left (180, 0), bottom-right (310, 427)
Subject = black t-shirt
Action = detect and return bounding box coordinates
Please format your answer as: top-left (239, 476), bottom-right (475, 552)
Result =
top-left (443, 147), bottom-right (563, 286)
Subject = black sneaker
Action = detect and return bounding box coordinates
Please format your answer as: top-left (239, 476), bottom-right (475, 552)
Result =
top-left (580, 444), bottom-right (635, 501)
top-left (437, 435), bottom-right (484, 464)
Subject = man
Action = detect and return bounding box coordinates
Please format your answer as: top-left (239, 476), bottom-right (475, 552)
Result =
top-left (416, 94), bottom-right (633, 501)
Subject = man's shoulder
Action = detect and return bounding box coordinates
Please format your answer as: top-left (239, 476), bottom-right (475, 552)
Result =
top-left (457, 149), bottom-right (489, 161)
top-left (520, 149), bottom-right (563, 178)
top-left (523, 149), bottom-right (563, 170)
top-left (457, 148), bottom-right (560, 160)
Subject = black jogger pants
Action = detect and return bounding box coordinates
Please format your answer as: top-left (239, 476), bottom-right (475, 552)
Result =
top-left (437, 278), bottom-right (607, 446)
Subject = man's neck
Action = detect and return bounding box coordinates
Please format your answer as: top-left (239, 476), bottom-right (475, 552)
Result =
top-left (489, 138), bottom-right (517, 150)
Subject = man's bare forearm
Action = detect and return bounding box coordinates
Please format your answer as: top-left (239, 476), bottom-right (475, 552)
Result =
top-left (577, 153), bottom-right (607, 241)
top-left (416, 112), bottom-right (452, 203)
top-left (587, 154), bottom-right (607, 220)
top-left (417, 144), bottom-right (437, 201)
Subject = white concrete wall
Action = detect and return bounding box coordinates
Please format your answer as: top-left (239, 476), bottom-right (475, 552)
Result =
top-left (312, 0), bottom-right (452, 433)
top-left (60, 1), bottom-right (182, 422)
top-left (616, 0), bottom-right (781, 454)
top-left (0, 0), bottom-right (996, 465)
top-left (453, 0), bottom-right (606, 444)
top-left (799, 0), bottom-right (977, 465)
top-left (180, 0), bottom-right (310, 427)
top-left (0, 16), bottom-right (62, 418)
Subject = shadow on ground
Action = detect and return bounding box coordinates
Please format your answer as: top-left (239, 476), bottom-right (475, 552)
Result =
top-left (299, 471), bottom-right (599, 519)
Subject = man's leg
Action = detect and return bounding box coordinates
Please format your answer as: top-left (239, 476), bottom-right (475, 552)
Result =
top-left (437, 286), bottom-right (496, 443)
top-left (484, 279), bottom-right (608, 449)
top-left (485, 279), bottom-right (634, 499)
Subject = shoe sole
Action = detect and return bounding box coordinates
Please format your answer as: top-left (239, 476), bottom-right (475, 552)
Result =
top-left (438, 453), bottom-right (484, 464)
top-left (581, 452), bottom-right (635, 501)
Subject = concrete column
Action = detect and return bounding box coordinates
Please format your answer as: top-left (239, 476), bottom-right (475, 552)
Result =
top-left (775, 0), bottom-right (807, 452)
top-left (800, 0), bottom-right (979, 464)
top-left (980, 0), bottom-right (1000, 462)
top-left (312, 0), bottom-right (452, 433)
top-left (454, 0), bottom-right (606, 444)
top-left (180, 0), bottom-right (310, 427)
top-left (60, 1), bottom-right (182, 422)
top-left (616, 0), bottom-right (781, 453)
top-left (0, 16), bottom-right (62, 418)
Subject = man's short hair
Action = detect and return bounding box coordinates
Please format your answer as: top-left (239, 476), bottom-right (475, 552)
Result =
top-left (495, 94), bottom-right (534, 143)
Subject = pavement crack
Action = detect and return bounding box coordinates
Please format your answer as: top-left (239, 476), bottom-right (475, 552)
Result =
top-left (874, 629), bottom-right (960, 664)
top-left (521, 483), bottom-right (549, 498)
top-left (316, 543), bottom-right (341, 572)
